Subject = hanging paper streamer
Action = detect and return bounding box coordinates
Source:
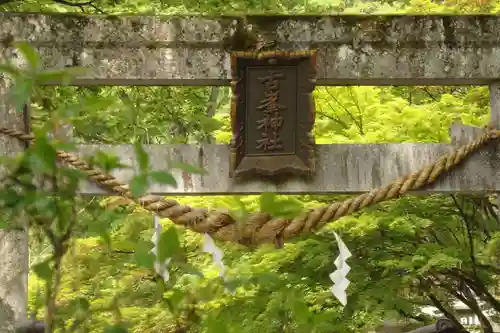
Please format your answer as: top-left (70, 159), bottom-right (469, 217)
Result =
top-left (329, 231), bottom-right (352, 306)
top-left (202, 233), bottom-right (236, 295)
top-left (202, 233), bottom-right (227, 278)
top-left (151, 215), bottom-right (171, 282)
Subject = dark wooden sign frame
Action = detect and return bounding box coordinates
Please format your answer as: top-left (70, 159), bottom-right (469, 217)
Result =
top-left (229, 50), bottom-right (317, 179)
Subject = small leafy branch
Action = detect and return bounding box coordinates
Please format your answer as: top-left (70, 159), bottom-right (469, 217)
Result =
top-left (0, 42), bottom-right (210, 333)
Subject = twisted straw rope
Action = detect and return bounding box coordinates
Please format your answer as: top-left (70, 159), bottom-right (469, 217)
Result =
top-left (1, 126), bottom-right (499, 247)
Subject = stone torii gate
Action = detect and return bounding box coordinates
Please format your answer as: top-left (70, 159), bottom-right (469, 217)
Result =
top-left (2, 13), bottom-right (500, 331)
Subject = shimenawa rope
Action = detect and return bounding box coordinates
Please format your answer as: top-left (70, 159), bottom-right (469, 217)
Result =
top-left (1, 126), bottom-right (498, 247)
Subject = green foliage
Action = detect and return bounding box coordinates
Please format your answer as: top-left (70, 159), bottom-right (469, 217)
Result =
top-left (157, 227), bottom-right (182, 261)
top-left (0, 3), bottom-right (499, 333)
top-left (260, 192), bottom-right (304, 218)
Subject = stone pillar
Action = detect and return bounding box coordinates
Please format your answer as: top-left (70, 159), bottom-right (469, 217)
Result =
top-left (490, 83), bottom-right (500, 129)
top-left (0, 52), bottom-right (29, 331)
top-left (489, 83), bottom-right (500, 221)
top-left (489, 85), bottom-right (500, 333)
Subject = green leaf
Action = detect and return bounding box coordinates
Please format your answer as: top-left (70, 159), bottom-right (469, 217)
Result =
top-left (157, 227), bottom-right (181, 262)
top-left (85, 210), bottom-right (116, 247)
top-left (7, 77), bottom-right (33, 113)
top-left (259, 192), bottom-right (277, 214)
top-left (223, 277), bottom-right (246, 292)
top-left (134, 240), bottom-right (154, 269)
top-left (195, 114), bottom-right (223, 132)
top-left (134, 142), bottom-right (149, 173)
top-left (0, 64), bottom-right (21, 78)
top-left (98, 230), bottom-right (112, 248)
top-left (274, 197), bottom-right (304, 218)
top-left (52, 141), bottom-right (78, 152)
top-left (37, 67), bottom-right (87, 85)
top-left (14, 42), bottom-right (40, 71)
top-left (259, 193), bottom-right (303, 218)
top-left (149, 171), bottom-right (177, 186)
top-left (32, 260), bottom-right (52, 281)
top-left (75, 297), bottom-right (91, 312)
top-left (29, 133), bottom-right (58, 173)
top-left (91, 151), bottom-right (129, 173)
top-left (0, 220), bottom-right (8, 229)
top-left (169, 160), bottom-right (207, 175)
top-left (164, 289), bottom-right (184, 310)
top-left (104, 324), bottom-right (128, 333)
top-left (176, 262), bottom-right (204, 278)
top-left (59, 167), bottom-right (87, 180)
top-left (129, 174), bottom-right (149, 198)
top-left (205, 312), bottom-right (230, 333)
top-left (219, 196), bottom-right (249, 222)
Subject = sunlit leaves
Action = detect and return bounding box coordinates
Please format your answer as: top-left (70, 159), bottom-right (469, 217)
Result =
top-left (314, 86), bottom-right (488, 144)
top-left (0, 6), bottom-right (496, 333)
top-left (259, 192), bottom-right (304, 218)
top-left (217, 196), bottom-right (250, 222)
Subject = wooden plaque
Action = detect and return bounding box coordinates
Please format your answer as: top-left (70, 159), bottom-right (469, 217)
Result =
top-left (229, 50), bottom-right (317, 178)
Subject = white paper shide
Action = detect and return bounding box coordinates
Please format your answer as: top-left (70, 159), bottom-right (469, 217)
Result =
top-left (151, 215), bottom-right (171, 282)
top-left (329, 231), bottom-right (352, 306)
top-left (202, 233), bottom-right (227, 279)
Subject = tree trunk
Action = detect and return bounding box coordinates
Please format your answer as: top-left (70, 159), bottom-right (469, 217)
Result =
top-left (449, 284), bottom-right (494, 333)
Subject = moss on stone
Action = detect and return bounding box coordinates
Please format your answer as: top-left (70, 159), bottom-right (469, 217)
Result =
top-left (130, 18), bottom-right (146, 33)
top-left (222, 17), bottom-right (259, 52)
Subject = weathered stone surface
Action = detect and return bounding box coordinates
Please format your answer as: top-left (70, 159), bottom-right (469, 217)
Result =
top-left (3, 14), bottom-right (500, 85)
top-left (76, 124), bottom-right (500, 195)
top-left (0, 56), bottom-right (28, 332)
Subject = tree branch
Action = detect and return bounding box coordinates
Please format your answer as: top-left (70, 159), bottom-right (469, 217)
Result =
top-left (432, 274), bottom-right (494, 333)
top-left (451, 195), bottom-right (479, 278)
top-left (0, 0), bottom-right (106, 13)
top-left (422, 88), bottom-right (439, 102)
top-left (322, 87), bottom-right (364, 135)
top-left (316, 109), bottom-right (349, 129)
top-left (446, 268), bottom-right (500, 313)
top-left (397, 308), bottom-right (430, 323)
top-left (426, 291), bottom-right (465, 330)
top-left (449, 287), bottom-right (494, 333)
top-left (52, 0), bottom-right (94, 7)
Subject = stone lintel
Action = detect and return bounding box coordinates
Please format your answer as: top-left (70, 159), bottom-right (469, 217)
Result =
top-left (77, 124), bottom-right (500, 195)
top-left (2, 14), bottom-right (500, 85)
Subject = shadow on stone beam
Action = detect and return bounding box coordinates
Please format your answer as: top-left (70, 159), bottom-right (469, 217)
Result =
top-left (404, 319), bottom-right (467, 333)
